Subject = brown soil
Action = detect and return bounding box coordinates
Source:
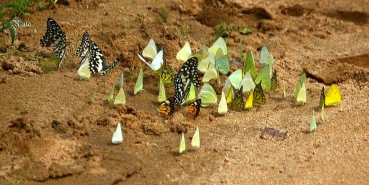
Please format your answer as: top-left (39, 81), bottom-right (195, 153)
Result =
top-left (1, 0), bottom-right (369, 184)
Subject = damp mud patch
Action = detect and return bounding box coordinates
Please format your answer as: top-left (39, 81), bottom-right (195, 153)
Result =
top-left (303, 54), bottom-right (369, 84)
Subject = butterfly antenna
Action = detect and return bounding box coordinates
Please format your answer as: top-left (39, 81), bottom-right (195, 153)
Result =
top-left (100, 53), bottom-right (123, 75)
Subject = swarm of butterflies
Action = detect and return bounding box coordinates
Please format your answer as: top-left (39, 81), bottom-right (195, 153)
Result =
top-left (40, 18), bottom-right (123, 77)
top-left (39, 18), bottom-right (342, 121)
top-left (134, 37), bottom-right (342, 120)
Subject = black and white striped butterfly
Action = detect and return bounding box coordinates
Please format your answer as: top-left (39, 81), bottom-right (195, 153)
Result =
top-left (40, 18), bottom-right (68, 68)
top-left (177, 57), bottom-right (201, 87)
top-left (174, 74), bottom-right (192, 105)
top-left (89, 41), bottom-right (123, 75)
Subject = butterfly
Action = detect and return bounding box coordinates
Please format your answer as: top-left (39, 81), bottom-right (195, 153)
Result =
top-left (137, 39), bottom-right (163, 71)
top-left (112, 122), bottom-right (123, 144)
top-left (270, 70), bottom-right (277, 91)
top-left (158, 78), bottom-right (167, 103)
top-left (310, 111), bottom-right (317, 132)
top-left (134, 68), bottom-right (144, 95)
top-left (294, 73), bottom-right (307, 104)
top-left (173, 74), bottom-right (192, 105)
top-left (40, 18), bottom-right (69, 68)
top-left (208, 37), bottom-right (227, 57)
top-left (178, 57), bottom-right (201, 87)
top-left (114, 87), bottom-right (126, 106)
top-left (255, 65), bottom-right (272, 93)
top-left (253, 81), bottom-right (266, 105)
top-left (89, 41), bottom-right (122, 75)
top-left (232, 86), bottom-right (244, 111)
top-left (77, 57), bottom-right (91, 80)
top-left (156, 97), bottom-right (175, 116)
top-left (325, 84), bottom-right (341, 106)
top-left (244, 89), bottom-right (253, 109)
top-left (191, 126), bottom-right (200, 148)
top-left (218, 90), bottom-right (228, 114)
top-left (176, 41), bottom-right (192, 62)
top-left (179, 132), bottom-right (186, 154)
top-left (243, 50), bottom-right (257, 79)
top-left (319, 87), bottom-right (325, 108)
top-left (198, 83), bottom-right (217, 107)
top-left (187, 99), bottom-right (201, 119)
top-left (160, 65), bottom-right (174, 85)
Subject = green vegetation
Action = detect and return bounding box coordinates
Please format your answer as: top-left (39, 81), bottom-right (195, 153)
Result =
top-left (179, 24), bottom-right (186, 37)
top-left (38, 57), bottom-right (60, 72)
top-left (137, 12), bottom-right (144, 21)
top-left (90, 87), bottom-right (98, 103)
top-left (124, 19), bottom-right (132, 29)
top-left (158, 7), bottom-right (168, 23)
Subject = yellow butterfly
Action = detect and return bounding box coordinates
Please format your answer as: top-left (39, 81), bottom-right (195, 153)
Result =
top-left (232, 86), bottom-right (244, 111)
top-left (244, 89), bottom-right (253, 109)
top-left (253, 81), bottom-right (266, 105)
top-left (158, 78), bottom-right (166, 103)
top-left (226, 86), bottom-right (233, 104)
top-left (325, 84), bottom-right (341, 106)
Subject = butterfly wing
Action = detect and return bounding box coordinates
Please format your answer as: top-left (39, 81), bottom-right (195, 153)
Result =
top-left (179, 57), bottom-right (201, 87)
top-left (187, 99), bottom-right (201, 119)
top-left (76, 32), bottom-right (90, 58)
top-left (218, 90), bottom-right (228, 114)
top-left (232, 86), bottom-right (244, 111)
top-left (253, 82), bottom-right (266, 105)
top-left (198, 83), bottom-right (217, 107)
top-left (270, 70), bottom-right (277, 91)
top-left (325, 84), bottom-right (341, 106)
top-left (142, 39), bottom-right (157, 59)
top-left (160, 65), bottom-right (174, 85)
top-left (40, 18), bottom-right (68, 68)
top-left (176, 41), bottom-right (192, 62)
top-left (100, 54), bottom-right (123, 75)
top-left (89, 41), bottom-right (107, 74)
top-left (245, 89), bottom-right (253, 109)
top-left (319, 87), bottom-right (325, 108)
top-left (40, 18), bottom-right (66, 47)
top-left (156, 97), bottom-right (175, 116)
top-left (174, 74), bottom-right (185, 105)
top-left (77, 57), bottom-right (91, 80)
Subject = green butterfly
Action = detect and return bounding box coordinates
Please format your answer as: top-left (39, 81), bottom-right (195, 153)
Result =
top-left (114, 87), bottom-right (126, 106)
top-left (232, 86), bottom-right (244, 111)
top-left (208, 37), bottom-right (227, 57)
top-left (243, 50), bottom-right (257, 79)
top-left (158, 78), bottom-right (166, 103)
top-left (198, 83), bottom-right (217, 107)
top-left (255, 65), bottom-right (272, 93)
top-left (134, 68), bottom-right (144, 95)
top-left (294, 73), bottom-right (307, 104)
top-left (270, 70), bottom-right (277, 91)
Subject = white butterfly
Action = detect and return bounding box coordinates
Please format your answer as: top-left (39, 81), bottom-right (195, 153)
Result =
top-left (137, 39), bottom-right (163, 71)
top-left (112, 122), bottom-right (123, 144)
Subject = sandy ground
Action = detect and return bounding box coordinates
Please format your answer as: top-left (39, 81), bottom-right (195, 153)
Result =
top-left (1, 0), bottom-right (369, 184)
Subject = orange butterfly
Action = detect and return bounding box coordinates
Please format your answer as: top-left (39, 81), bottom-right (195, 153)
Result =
top-left (156, 97), bottom-right (175, 116)
top-left (187, 99), bottom-right (201, 119)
